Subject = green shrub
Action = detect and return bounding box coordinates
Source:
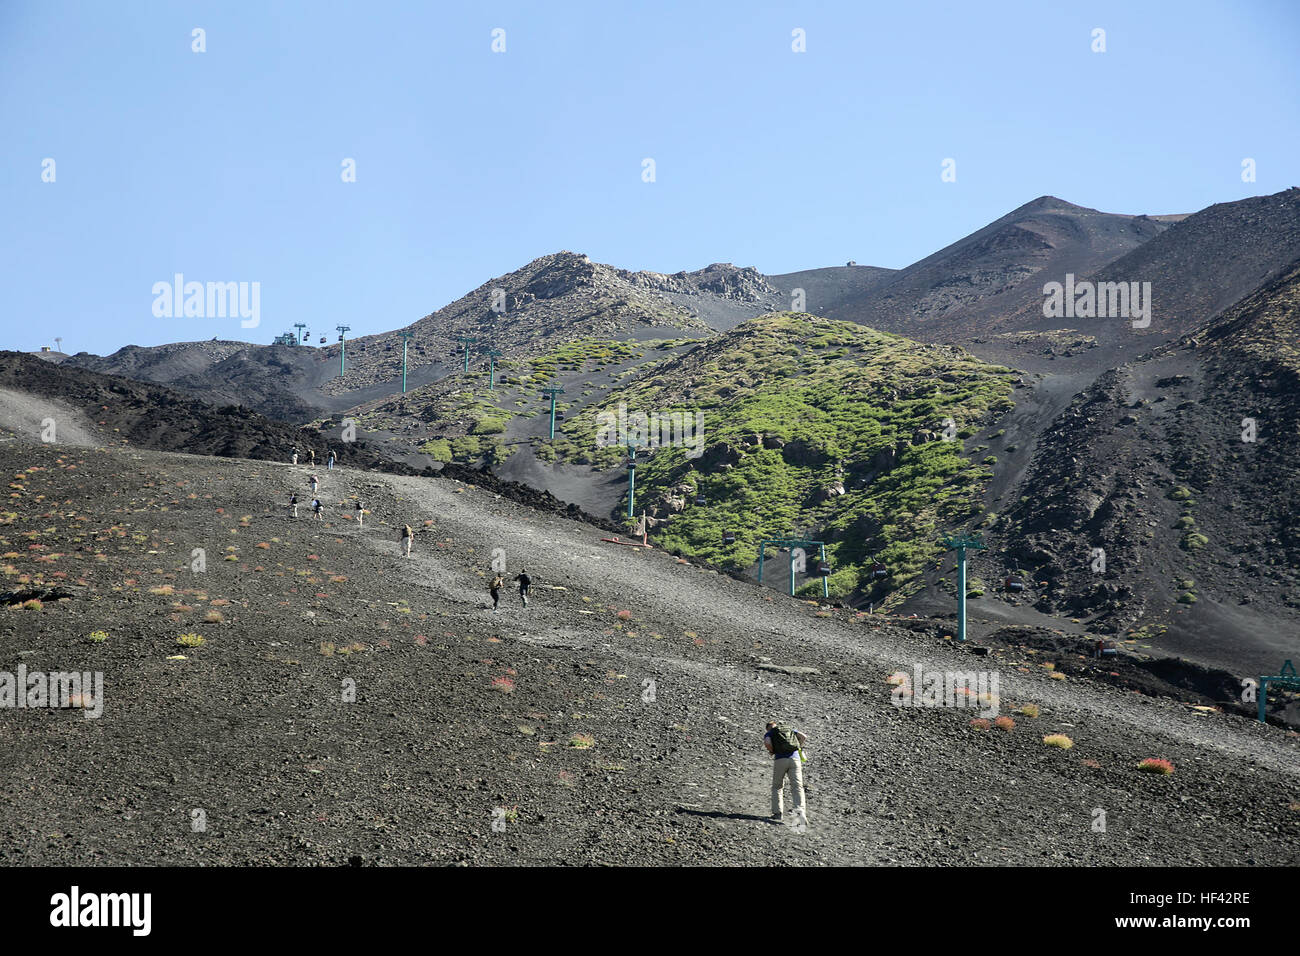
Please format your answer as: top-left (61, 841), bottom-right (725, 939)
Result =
top-left (420, 439), bottom-right (453, 462)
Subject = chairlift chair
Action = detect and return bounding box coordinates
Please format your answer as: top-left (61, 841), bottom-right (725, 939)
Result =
top-left (816, 560), bottom-right (832, 576)
top-left (694, 496), bottom-right (706, 506)
top-left (722, 531), bottom-right (736, 545)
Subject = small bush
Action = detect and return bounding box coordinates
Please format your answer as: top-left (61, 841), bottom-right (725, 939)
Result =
top-left (569, 733), bottom-right (595, 750)
top-left (1137, 758), bottom-right (1174, 775)
top-left (177, 633), bottom-right (206, 647)
top-left (969, 718), bottom-right (991, 731)
top-left (1017, 703), bottom-right (1040, 718)
top-left (993, 716), bottom-right (1015, 731)
top-left (87, 630), bottom-right (109, 643)
top-left (1177, 592), bottom-right (1197, 604)
top-left (1042, 734), bottom-right (1073, 749)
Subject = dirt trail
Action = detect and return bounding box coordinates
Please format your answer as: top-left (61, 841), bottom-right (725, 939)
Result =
top-left (369, 471), bottom-right (1300, 863)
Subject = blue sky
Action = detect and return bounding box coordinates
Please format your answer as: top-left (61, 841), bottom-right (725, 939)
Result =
top-left (2, 0), bottom-right (1298, 355)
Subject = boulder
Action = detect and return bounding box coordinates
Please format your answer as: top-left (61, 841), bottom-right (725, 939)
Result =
top-left (781, 439), bottom-right (829, 467)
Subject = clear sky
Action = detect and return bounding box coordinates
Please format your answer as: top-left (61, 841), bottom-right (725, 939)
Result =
top-left (3, 0), bottom-right (1298, 355)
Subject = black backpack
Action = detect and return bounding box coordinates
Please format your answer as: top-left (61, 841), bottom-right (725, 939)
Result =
top-left (769, 725), bottom-right (800, 756)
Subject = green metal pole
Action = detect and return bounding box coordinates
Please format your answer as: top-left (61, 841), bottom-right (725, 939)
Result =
top-left (549, 392), bottom-right (557, 439)
top-left (820, 542), bottom-right (829, 598)
top-left (957, 546), bottom-right (967, 642)
top-left (340, 337), bottom-right (346, 375)
top-left (463, 346), bottom-right (469, 373)
top-left (758, 541), bottom-right (765, 583)
top-left (627, 463), bottom-right (636, 517)
top-left (402, 337), bottom-right (408, 394)
top-left (489, 356), bottom-right (496, 390)
top-left (789, 550), bottom-right (796, 596)
top-left (1259, 679), bottom-right (1267, 723)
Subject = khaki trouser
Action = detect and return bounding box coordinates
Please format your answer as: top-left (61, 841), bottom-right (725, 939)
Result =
top-left (404, 537), bottom-right (412, 557)
top-left (772, 755), bottom-right (805, 817)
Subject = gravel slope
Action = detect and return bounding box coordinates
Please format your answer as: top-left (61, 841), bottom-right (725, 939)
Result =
top-left (1, 437), bottom-right (1296, 866)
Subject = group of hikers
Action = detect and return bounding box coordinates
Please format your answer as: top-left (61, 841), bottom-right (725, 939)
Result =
top-left (284, 450), bottom-right (535, 613)
top-left (286, 445), bottom-right (810, 825)
top-left (289, 448), bottom-right (337, 469)
top-left (286, 447), bottom-right (354, 525)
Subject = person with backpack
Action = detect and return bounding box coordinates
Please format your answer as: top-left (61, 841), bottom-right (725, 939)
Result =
top-left (327, 450), bottom-right (336, 470)
top-left (354, 500), bottom-right (364, 527)
top-left (291, 449), bottom-right (299, 466)
top-left (489, 573), bottom-right (504, 611)
top-left (514, 569), bottom-right (532, 607)
top-left (309, 449), bottom-right (316, 465)
top-left (309, 474), bottom-right (319, 495)
top-left (289, 492), bottom-right (299, 519)
top-left (312, 498), bottom-right (323, 521)
top-left (400, 524), bottom-right (413, 558)
top-left (764, 721), bottom-right (808, 824)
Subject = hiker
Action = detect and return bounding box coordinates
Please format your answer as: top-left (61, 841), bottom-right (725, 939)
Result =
top-left (309, 449), bottom-right (316, 465)
top-left (514, 568), bottom-right (532, 607)
top-left (354, 501), bottom-right (364, 527)
top-left (309, 474), bottom-right (319, 494)
top-left (289, 492), bottom-right (299, 519)
top-left (489, 573), bottom-right (504, 611)
top-left (400, 524), bottom-right (413, 558)
top-left (291, 449), bottom-right (299, 466)
top-left (312, 498), bottom-right (323, 521)
top-left (764, 721), bottom-right (807, 824)
top-left (327, 450), bottom-right (336, 470)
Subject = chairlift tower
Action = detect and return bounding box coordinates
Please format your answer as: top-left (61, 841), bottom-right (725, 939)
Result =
top-left (541, 386), bottom-right (565, 439)
top-left (398, 331), bottom-right (415, 393)
top-left (757, 538), bottom-right (830, 598)
top-left (336, 325), bottom-right (351, 376)
top-left (483, 347), bottom-right (503, 390)
top-left (294, 323), bottom-right (307, 344)
top-left (625, 443), bottom-right (650, 518)
top-left (941, 532), bottom-right (987, 642)
top-left (1258, 660), bottom-right (1300, 723)
top-left (455, 335), bottom-right (478, 373)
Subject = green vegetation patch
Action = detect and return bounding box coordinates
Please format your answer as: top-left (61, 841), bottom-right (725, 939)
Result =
top-left (551, 313), bottom-right (1016, 604)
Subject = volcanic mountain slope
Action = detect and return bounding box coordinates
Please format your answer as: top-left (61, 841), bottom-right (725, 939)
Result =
top-left (0, 350), bottom-right (402, 473)
top-left (61, 339), bottom-right (345, 423)
top-left (1, 434), bottom-right (1298, 866)
top-left (989, 258), bottom-right (1300, 674)
top-left (819, 196), bottom-right (1182, 341)
top-left (320, 312), bottom-right (1027, 605)
top-left (766, 264), bottom-right (898, 319)
top-left (536, 313), bottom-right (1022, 603)
top-left (57, 254), bottom-right (787, 419)
top-left (994, 187), bottom-right (1300, 347)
